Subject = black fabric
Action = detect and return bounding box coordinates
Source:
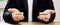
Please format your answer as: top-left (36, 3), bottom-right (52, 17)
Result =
top-left (3, 0), bottom-right (55, 24)
top-left (3, 12), bottom-right (19, 24)
top-left (3, 0), bottom-right (28, 24)
top-left (32, 0), bottom-right (55, 24)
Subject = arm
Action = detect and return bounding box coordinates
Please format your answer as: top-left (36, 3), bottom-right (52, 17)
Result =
top-left (42, 10), bottom-right (55, 24)
top-left (42, 0), bottom-right (56, 24)
top-left (3, 0), bottom-right (19, 24)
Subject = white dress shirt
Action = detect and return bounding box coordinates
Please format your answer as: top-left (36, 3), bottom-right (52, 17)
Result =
top-left (28, 0), bottom-right (49, 22)
top-left (28, 0), bottom-right (33, 22)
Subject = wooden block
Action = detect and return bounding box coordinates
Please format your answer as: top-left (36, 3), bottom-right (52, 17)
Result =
top-left (39, 12), bottom-right (48, 15)
top-left (15, 12), bottom-right (24, 16)
top-left (20, 12), bottom-right (24, 16)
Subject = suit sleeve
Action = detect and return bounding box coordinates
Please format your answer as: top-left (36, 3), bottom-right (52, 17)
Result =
top-left (42, 0), bottom-right (56, 24)
top-left (46, 0), bottom-right (54, 10)
top-left (3, 0), bottom-right (19, 24)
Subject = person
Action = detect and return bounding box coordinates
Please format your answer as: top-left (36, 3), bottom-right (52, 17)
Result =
top-left (3, 0), bottom-right (28, 24)
top-left (3, 0), bottom-right (56, 24)
top-left (32, 0), bottom-right (55, 24)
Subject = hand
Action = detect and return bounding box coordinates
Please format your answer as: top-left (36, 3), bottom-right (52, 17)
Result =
top-left (8, 8), bottom-right (24, 21)
top-left (12, 12), bottom-right (24, 21)
top-left (38, 12), bottom-right (51, 20)
top-left (38, 9), bottom-right (55, 20)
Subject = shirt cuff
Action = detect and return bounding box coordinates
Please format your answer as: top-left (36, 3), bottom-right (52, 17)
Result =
top-left (43, 19), bottom-right (49, 22)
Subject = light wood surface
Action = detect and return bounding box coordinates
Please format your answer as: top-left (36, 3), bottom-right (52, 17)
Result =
top-left (0, 22), bottom-right (60, 25)
top-left (11, 22), bottom-right (60, 25)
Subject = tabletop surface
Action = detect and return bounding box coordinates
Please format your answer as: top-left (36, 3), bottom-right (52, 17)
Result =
top-left (0, 22), bottom-right (60, 25)
top-left (0, 8), bottom-right (60, 25)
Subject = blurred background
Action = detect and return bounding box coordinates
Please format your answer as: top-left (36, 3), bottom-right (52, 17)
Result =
top-left (0, 0), bottom-right (60, 25)
top-left (0, 0), bottom-right (7, 22)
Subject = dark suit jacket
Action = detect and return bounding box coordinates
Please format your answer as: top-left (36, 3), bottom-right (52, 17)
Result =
top-left (32, 0), bottom-right (55, 24)
top-left (3, 0), bottom-right (28, 24)
top-left (3, 0), bottom-right (55, 24)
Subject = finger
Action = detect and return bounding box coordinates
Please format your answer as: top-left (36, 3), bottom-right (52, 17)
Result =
top-left (18, 16), bottom-right (22, 20)
top-left (19, 16), bottom-right (24, 20)
top-left (45, 16), bottom-right (49, 20)
top-left (17, 15), bottom-right (22, 20)
top-left (22, 16), bottom-right (24, 19)
top-left (12, 14), bottom-right (18, 19)
top-left (14, 16), bottom-right (18, 19)
top-left (46, 14), bottom-right (50, 19)
top-left (13, 16), bottom-right (19, 20)
top-left (21, 16), bottom-right (24, 20)
top-left (18, 15), bottom-right (24, 20)
top-left (42, 16), bottom-right (45, 20)
top-left (38, 16), bottom-right (40, 19)
top-left (39, 15), bottom-right (43, 20)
